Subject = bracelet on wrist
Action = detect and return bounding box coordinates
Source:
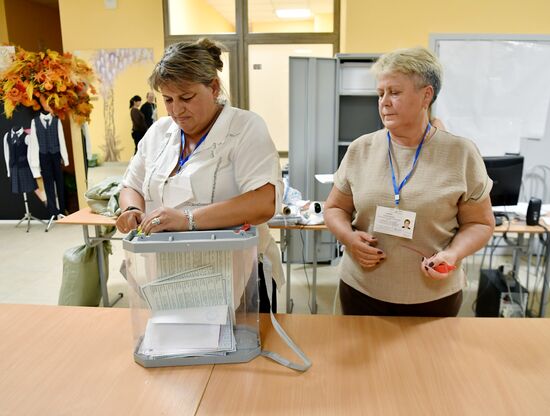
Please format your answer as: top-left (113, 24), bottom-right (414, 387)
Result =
top-left (123, 206), bottom-right (142, 214)
top-left (183, 209), bottom-right (197, 231)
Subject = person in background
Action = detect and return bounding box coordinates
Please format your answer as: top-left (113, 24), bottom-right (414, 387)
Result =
top-left (130, 95), bottom-right (147, 153)
top-left (116, 38), bottom-right (284, 312)
top-left (140, 91), bottom-right (157, 129)
top-left (324, 47), bottom-right (495, 317)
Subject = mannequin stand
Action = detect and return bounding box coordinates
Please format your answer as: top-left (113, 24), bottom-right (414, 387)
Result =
top-left (16, 193), bottom-right (47, 233)
top-left (46, 215), bottom-right (56, 232)
top-left (45, 213), bottom-right (64, 232)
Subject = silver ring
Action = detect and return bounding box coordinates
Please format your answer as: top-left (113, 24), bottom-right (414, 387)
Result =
top-left (151, 217), bottom-right (161, 226)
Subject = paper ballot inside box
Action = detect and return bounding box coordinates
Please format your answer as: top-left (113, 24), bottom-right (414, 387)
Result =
top-left (150, 305), bottom-right (228, 324)
top-left (139, 306), bottom-right (236, 357)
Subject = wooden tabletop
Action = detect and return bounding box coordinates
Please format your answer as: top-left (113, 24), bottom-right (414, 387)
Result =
top-left (494, 218), bottom-right (548, 234)
top-left (0, 304), bottom-right (212, 416)
top-left (2, 305), bottom-right (550, 415)
top-left (198, 314), bottom-right (550, 415)
top-left (56, 207), bottom-right (116, 226)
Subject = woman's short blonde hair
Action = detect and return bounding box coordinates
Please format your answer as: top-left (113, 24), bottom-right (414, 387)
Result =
top-left (149, 38), bottom-right (227, 90)
top-left (371, 47), bottom-right (443, 104)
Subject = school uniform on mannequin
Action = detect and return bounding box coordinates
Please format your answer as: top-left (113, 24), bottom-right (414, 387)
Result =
top-left (3, 127), bottom-right (40, 193)
top-left (28, 112), bottom-right (69, 217)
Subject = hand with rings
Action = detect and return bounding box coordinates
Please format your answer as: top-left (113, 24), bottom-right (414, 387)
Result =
top-left (140, 207), bottom-right (188, 235)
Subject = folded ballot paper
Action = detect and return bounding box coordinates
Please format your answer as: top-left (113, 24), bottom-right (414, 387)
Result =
top-left (138, 263), bottom-right (237, 358)
top-left (138, 306), bottom-right (236, 358)
top-left (141, 267), bottom-right (228, 311)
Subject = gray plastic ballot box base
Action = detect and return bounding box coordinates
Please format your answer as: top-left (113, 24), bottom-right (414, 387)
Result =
top-left (134, 325), bottom-right (261, 368)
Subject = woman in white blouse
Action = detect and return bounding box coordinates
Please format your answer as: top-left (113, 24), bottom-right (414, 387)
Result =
top-left (116, 38), bottom-right (284, 312)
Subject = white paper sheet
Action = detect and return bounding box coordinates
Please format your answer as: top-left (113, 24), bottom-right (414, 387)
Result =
top-left (150, 305), bottom-right (228, 325)
top-left (141, 321), bottom-right (221, 353)
top-left (314, 174), bottom-right (334, 184)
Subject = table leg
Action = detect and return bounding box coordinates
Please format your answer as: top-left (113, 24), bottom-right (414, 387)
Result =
top-left (45, 215), bottom-right (56, 232)
top-left (285, 229), bottom-right (293, 313)
top-left (539, 230), bottom-right (550, 317)
top-left (91, 225), bottom-right (112, 307)
top-left (89, 226), bottom-right (123, 308)
top-left (311, 231), bottom-right (318, 314)
top-left (512, 233), bottom-right (523, 275)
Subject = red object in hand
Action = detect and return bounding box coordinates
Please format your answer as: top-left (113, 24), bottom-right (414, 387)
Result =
top-left (434, 263), bottom-right (457, 273)
top-left (235, 223), bottom-right (251, 233)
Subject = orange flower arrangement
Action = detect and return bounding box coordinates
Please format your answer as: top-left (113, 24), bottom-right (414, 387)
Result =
top-left (0, 47), bottom-right (96, 124)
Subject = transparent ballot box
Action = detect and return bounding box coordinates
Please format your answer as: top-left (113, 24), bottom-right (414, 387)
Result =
top-left (123, 228), bottom-right (260, 368)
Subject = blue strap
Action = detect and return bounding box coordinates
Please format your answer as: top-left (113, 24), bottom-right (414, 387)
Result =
top-left (387, 123), bottom-right (431, 205)
top-left (177, 130), bottom-right (208, 172)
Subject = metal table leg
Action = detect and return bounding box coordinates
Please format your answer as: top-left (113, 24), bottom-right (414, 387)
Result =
top-left (83, 225), bottom-right (123, 307)
top-left (539, 229), bottom-right (550, 317)
top-left (311, 230), bottom-right (318, 314)
top-left (284, 229), bottom-right (293, 313)
top-left (95, 226), bottom-right (111, 307)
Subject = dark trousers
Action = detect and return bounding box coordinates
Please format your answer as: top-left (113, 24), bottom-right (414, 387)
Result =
top-left (259, 262), bottom-right (277, 313)
top-left (39, 152), bottom-right (65, 217)
top-left (339, 280), bottom-right (463, 317)
top-left (132, 130), bottom-right (145, 154)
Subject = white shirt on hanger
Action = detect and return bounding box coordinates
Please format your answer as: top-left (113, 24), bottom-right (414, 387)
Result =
top-left (28, 114), bottom-right (70, 175)
top-left (3, 128), bottom-right (41, 178)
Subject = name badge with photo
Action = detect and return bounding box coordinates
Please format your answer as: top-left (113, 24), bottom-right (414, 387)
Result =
top-left (373, 206), bottom-right (416, 239)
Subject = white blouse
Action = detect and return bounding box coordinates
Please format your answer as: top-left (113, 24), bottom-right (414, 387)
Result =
top-left (123, 104), bottom-right (285, 287)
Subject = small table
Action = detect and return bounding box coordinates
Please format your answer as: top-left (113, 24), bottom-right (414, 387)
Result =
top-left (57, 207), bottom-right (123, 307)
top-left (269, 223), bottom-right (328, 314)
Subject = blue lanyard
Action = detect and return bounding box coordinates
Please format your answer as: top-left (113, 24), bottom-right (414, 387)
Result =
top-left (177, 130), bottom-right (208, 172)
top-left (387, 123), bottom-right (431, 206)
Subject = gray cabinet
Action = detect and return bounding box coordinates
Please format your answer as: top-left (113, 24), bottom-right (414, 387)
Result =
top-left (335, 54), bottom-right (382, 166)
top-left (288, 54), bottom-right (381, 263)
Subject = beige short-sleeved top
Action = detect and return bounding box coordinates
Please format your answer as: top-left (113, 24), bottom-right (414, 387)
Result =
top-left (334, 128), bottom-right (492, 304)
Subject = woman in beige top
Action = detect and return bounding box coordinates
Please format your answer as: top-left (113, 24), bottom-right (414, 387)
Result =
top-left (324, 47), bottom-right (495, 317)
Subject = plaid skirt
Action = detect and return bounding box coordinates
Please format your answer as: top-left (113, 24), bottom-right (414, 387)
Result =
top-left (10, 164), bottom-right (38, 194)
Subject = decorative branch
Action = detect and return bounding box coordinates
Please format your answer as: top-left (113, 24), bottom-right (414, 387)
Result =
top-left (91, 48), bottom-right (153, 161)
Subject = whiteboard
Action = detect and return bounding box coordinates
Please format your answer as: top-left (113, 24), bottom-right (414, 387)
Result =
top-left (431, 35), bottom-right (550, 156)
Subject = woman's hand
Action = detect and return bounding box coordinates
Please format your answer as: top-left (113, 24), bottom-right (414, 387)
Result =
top-left (324, 187), bottom-right (386, 269)
top-left (420, 251), bottom-right (457, 280)
top-left (117, 187), bottom-right (146, 233)
top-left (140, 207), bottom-right (188, 235)
top-left (347, 231), bottom-right (386, 269)
top-left (116, 210), bottom-right (144, 234)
